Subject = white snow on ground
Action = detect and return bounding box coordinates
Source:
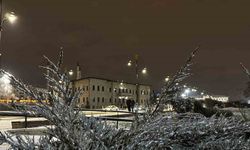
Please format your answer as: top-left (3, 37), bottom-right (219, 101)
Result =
top-left (0, 110), bottom-right (134, 148)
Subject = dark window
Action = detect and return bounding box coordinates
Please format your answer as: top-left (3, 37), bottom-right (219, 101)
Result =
top-left (102, 86), bottom-right (104, 91)
top-left (92, 85), bottom-right (95, 91)
top-left (93, 106), bottom-right (95, 109)
top-left (97, 97), bottom-right (100, 103)
top-left (102, 97), bottom-right (104, 103)
top-left (126, 89), bottom-right (128, 93)
top-left (129, 89), bottom-right (131, 93)
top-left (93, 97), bottom-right (95, 102)
top-left (109, 88), bottom-right (112, 92)
top-left (83, 86), bottom-right (85, 91)
top-left (115, 98), bottom-right (116, 103)
top-left (97, 86), bottom-right (100, 91)
top-left (109, 98), bottom-right (112, 103)
top-left (114, 88), bottom-right (117, 92)
top-left (86, 86), bottom-right (88, 91)
top-left (83, 97), bottom-right (85, 103)
top-left (119, 89), bottom-right (121, 93)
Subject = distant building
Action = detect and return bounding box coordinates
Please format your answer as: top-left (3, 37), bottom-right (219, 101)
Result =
top-left (71, 77), bottom-right (151, 109)
top-left (195, 95), bottom-right (229, 103)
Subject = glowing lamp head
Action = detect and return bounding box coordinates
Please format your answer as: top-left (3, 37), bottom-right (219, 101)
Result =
top-left (142, 67), bottom-right (147, 74)
top-left (5, 12), bottom-right (17, 24)
top-left (165, 76), bottom-right (170, 82)
top-left (69, 70), bottom-right (74, 76)
top-left (127, 60), bottom-right (132, 67)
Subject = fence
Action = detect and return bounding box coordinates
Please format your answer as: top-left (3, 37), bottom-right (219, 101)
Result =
top-left (0, 111), bottom-right (135, 129)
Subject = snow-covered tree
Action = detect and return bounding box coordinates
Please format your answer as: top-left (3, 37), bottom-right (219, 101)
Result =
top-left (241, 63), bottom-right (250, 100)
top-left (0, 51), bottom-right (123, 149)
top-left (0, 49), bottom-right (250, 149)
top-left (152, 47), bottom-right (199, 115)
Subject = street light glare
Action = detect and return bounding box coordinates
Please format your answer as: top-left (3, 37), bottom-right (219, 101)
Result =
top-left (5, 12), bottom-right (17, 24)
top-left (127, 60), bottom-right (132, 66)
top-left (69, 70), bottom-right (74, 76)
top-left (165, 76), bottom-right (170, 82)
top-left (142, 67), bottom-right (147, 74)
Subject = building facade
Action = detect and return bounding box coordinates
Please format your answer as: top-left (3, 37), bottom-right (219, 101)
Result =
top-left (72, 77), bottom-right (151, 109)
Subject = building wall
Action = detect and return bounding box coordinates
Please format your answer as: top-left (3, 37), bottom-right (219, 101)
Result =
top-left (72, 79), bottom-right (90, 107)
top-left (138, 85), bottom-right (151, 106)
top-left (88, 79), bottom-right (113, 109)
top-left (72, 78), bottom-right (151, 109)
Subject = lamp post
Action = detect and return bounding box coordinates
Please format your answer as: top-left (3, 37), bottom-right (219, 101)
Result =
top-left (0, 0), bottom-right (17, 68)
top-left (127, 54), bottom-right (147, 105)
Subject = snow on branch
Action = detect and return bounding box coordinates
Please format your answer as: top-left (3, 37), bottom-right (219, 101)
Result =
top-left (241, 63), bottom-right (250, 79)
top-left (152, 46), bottom-right (199, 115)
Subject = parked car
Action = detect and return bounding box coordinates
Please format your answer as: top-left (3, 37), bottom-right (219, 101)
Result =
top-left (102, 105), bottom-right (119, 111)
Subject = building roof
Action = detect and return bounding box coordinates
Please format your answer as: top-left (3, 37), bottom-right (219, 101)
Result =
top-left (72, 76), bottom-right (151, 87)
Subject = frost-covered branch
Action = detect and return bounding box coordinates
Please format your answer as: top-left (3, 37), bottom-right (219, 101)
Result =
top-left (152, 47), bottom-right (199, 115)
top-left (1, 48), bottom-right (249, 150)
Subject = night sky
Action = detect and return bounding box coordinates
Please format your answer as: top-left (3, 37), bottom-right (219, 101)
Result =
top-left (3, 0), bottom-right (250, 100)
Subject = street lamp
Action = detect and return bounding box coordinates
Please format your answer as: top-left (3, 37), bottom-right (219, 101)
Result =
top-left (165, 76), bottom-right (170, 82)
top-left (69, 70), bottom-right (74, 76)
top-left (4, 12), bottom-right (17, 24)
top-left (126, 54), bottom-right (148, 105)
top-left (0, 0), bottom-right (17, 68)
top-left (127, 60), bottom-right (132, 67)
top-left (127, 55), bottom-right (148, 79)
top-left (142, 67), bottom-right (147, 74)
